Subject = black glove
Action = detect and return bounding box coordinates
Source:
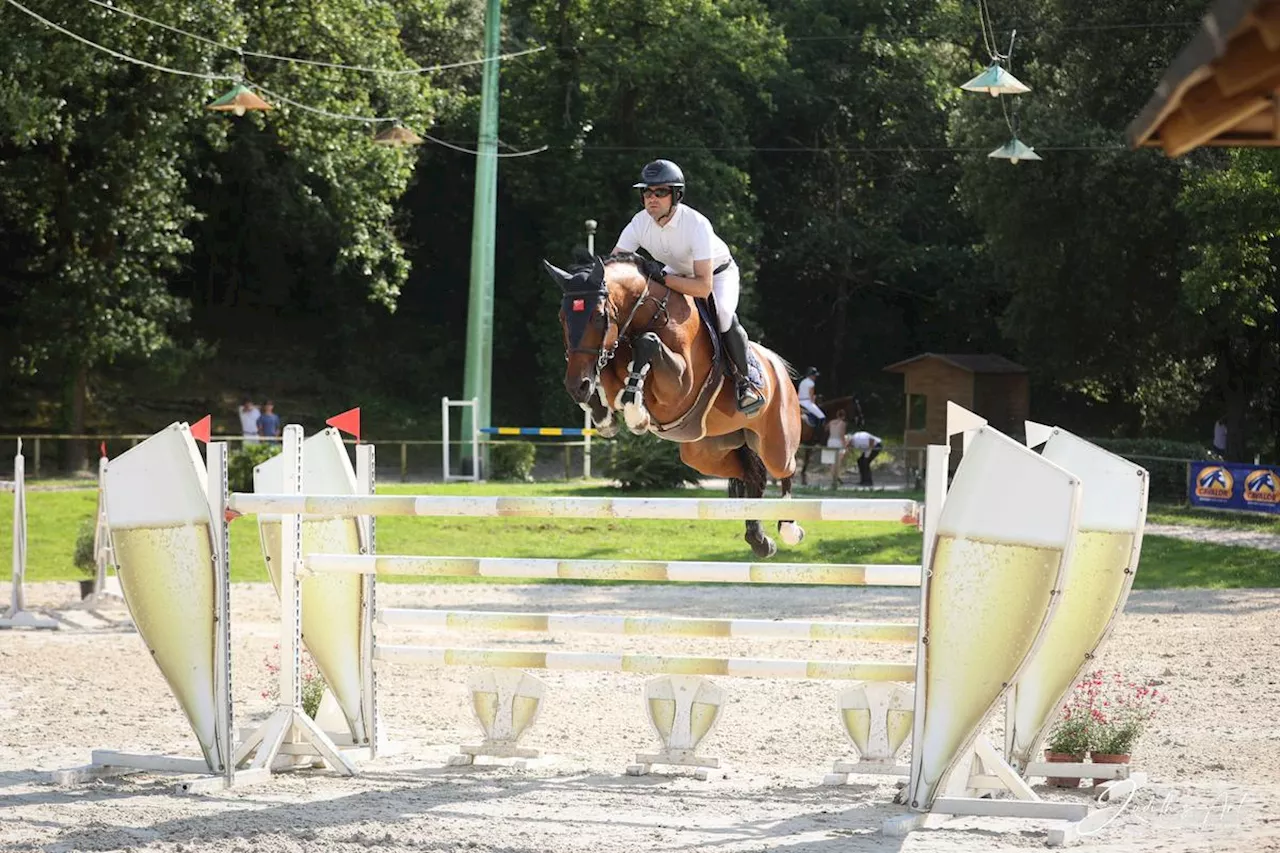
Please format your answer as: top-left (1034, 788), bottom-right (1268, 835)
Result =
top-left (642, 258), bottom-right (667, 283)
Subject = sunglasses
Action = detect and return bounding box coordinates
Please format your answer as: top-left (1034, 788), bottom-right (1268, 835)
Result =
top-left (640, 187), bottom-right (673, 198)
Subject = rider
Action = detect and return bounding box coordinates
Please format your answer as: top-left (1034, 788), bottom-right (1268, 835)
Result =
top-left (798, 367), bottom-right (826, 429)
top-left (611, 159), bottom-right (765, 416)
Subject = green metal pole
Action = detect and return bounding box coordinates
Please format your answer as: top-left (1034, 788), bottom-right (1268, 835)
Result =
top-left (461, 0), bottom-right (501, 475)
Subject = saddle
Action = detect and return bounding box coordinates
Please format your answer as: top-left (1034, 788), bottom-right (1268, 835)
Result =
top-left (650, 296), bottom-right (764, 443)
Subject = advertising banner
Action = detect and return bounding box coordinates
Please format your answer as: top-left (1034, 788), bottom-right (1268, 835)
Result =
top-left (1187, 462), bottom-right (1280, 515)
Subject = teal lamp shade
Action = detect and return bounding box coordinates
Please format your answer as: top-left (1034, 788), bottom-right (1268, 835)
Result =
top-left (961, 64), bottom-right (1031, 96)
top-left (987, 137), bottom-right (1042, 164)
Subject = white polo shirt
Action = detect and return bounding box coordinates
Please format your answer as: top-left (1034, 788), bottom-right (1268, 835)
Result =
top-left (849, 431), bottom-right (882, 451)
top-left (614, 204), bottom-right (732, 276)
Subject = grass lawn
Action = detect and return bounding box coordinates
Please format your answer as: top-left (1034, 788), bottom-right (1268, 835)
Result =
top-left (1146, 502), bottom-right (1280, 530)
top-left (2, 482), bottom-right (1276, 590)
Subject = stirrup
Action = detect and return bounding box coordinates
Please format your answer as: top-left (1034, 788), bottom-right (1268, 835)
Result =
top-left (736, 381), bottom-right (765, 416)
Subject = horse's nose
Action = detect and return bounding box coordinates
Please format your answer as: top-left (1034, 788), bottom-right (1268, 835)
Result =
top-left (566, 375), bottom-right (592, 402)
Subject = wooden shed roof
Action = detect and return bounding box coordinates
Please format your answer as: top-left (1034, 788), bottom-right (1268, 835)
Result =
top-left (882, 353), bottom-right (1028, 374)
top-left (1127, 0), bottom-right (1280, 156)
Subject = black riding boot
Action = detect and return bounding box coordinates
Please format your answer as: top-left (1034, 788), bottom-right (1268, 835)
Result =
top-left (723, 315), bottom-right (765, 416)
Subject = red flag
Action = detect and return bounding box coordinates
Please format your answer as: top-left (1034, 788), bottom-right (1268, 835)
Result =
top-left (191, 414), bottom-right (212, 444)
top-left (99, 441), bottom-right (107, 458)
top-left (326, 407), bottom-right (361, 443)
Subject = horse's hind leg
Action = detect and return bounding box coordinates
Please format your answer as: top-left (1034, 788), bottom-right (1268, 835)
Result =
top-left (736, 447), bottom-right (776, 559)
top-left (777, 476), bottom-right (805, 546)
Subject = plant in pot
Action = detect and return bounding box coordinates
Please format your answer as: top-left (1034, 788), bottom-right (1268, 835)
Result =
top-left (71, 517), bottom-right (99, 598)
top-left (1043, 692), bottom-right (1094, 788)
top-left (262, 644), bottom-right (328, 719)
top-left (1086, 670), bottom-right (1167, 785)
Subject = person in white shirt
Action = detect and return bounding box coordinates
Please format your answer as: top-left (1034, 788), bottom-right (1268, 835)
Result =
top-left (611, 159), bottom-right (764, 416)
top-left (797, 367), bottom-right (826, 427)
top-left (847, 430), bottom-right (883, 485)
top-left (239, 398), bottom-right (261, 446)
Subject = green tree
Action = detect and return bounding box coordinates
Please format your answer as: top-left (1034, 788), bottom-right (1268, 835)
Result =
top-left (952, 0), bottom-right (1211, 435)
top-left (0, 0), bottom-right (240, 467)
top-left (751, 0), bottom-right (978, 415)
top-left (1178, 150), bottom-right (1280, 461)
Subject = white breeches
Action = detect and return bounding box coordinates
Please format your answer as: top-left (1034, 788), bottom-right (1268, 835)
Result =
top-left (800, 399), bottom-right (825, 420)
top-left (711, 262), bottom-right (739, 332)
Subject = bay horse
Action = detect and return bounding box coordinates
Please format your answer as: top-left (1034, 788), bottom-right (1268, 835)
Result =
top-left (543, 253), bottom-right (803, 558)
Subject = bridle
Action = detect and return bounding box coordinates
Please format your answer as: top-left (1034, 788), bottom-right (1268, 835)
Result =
top-left (564, 278), bottom-right (673, 381)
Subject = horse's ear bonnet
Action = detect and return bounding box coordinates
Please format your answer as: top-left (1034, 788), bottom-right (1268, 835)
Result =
top-left (547, 257), bottom-right (607, 348)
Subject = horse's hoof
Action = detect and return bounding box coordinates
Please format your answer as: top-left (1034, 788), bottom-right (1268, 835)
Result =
top-left (623, 403), bottom-right (650, 432)
top-left (778, 522), bottom-right (804, 546)
top-left (747, 535), bottom-right (777, 559)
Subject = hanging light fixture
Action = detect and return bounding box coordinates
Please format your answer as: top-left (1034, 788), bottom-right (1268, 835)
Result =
top-left (373, 124), bottom-right (424, 147)
top-left (206, 83), bottom-right (273, 116)
top-left (987, 137), bottom-right (1041, 164)
top-left (961, 63), bottom-right (1031, 97)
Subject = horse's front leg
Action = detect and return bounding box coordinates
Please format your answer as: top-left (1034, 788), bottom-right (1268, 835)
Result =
top-left (580, 392), bottom-right (618, 438)
top-left (615, 332), bottom-right (682, 434)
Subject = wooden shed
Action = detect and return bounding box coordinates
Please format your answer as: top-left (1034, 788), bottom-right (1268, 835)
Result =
top-left (1127, 0), bottom-right (1280, 155)
top-left (883, 353), bottom-right (1030, 466)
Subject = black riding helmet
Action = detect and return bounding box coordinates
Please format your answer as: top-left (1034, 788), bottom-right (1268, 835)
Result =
top-left (633, 159), bottom-right (685, 206)
top-left (805, 367), bottom-right (820, 378)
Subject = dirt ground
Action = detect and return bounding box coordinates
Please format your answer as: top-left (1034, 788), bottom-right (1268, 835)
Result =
top-left (2, 580), bottom-right (1278, 852)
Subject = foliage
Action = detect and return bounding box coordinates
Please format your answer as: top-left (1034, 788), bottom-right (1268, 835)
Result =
top-left (606, 432), bottom-right (702, 490)
top-left (261, 644), bottom-right (327, 719)
top-left (1177, 150), bottom-right (1280, 462)
top-left (2, 0), bottom-right (1280, 470)
top-left (72, 517), bottom-right (98, 577)
top-left (489, 441), bottom-right (537, 481)
top-left (1046, 669), bottom-right (1167, 756)
top-left (228, 442), bottom-right (281, 494)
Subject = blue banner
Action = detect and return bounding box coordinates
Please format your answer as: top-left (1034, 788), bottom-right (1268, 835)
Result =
top-left (1187, 461), bottom-right (1280, 515)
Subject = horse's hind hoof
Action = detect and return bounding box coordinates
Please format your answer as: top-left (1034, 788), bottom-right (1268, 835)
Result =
top-left (778, 521), bottom-right (804, 546)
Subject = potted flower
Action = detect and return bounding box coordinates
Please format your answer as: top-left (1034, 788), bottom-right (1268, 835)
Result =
top-left (1043, 686), bottom-right (1094, 787)
top-left (262, 644), bottom-right (329, 719)
top-left (1085, 670), bottom-right (1166, 784)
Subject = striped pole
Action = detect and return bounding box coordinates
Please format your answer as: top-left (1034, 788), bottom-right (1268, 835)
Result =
top-left (378, 609), bottom-right (919, 643)
top-left (230, 494), bottom-right (920, 523)
top-left (306, 555), bottom-right (922, 586)
top-left (480, 427), bottom-right (597, 437)
top-left (374, 645), bottom-right (917, 682)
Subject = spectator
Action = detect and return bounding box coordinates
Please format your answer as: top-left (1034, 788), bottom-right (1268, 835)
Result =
top-left (1213, 417), bottom-right (1227, 455)
top-left (239, 398), bottom-right (261, 446)
top-left (827, 408), bottom-right (849, 488)
top-left (258, 400), bottom-right (281, 441)
top-left (847, 430), bottom-right (884, 486)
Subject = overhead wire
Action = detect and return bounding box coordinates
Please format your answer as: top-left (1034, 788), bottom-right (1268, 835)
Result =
top-left (2, 0), bottom-right (236, 80)
top-left (85, 0), bottom-right (547, 75)
top-left (5, 0), bottom-right (548, 156)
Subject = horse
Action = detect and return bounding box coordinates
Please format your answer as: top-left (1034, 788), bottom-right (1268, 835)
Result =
top-left (542, 253), bottom-right (803, 558)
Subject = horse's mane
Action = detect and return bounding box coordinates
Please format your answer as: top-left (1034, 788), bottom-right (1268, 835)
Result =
top-left (565, 250), bottom-right (648, 292)
top-left (602, 251), bottom-right (647, 269)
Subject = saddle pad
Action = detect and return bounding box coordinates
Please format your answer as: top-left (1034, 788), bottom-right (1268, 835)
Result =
top-left (693, 297), bottom-right (764, 388)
